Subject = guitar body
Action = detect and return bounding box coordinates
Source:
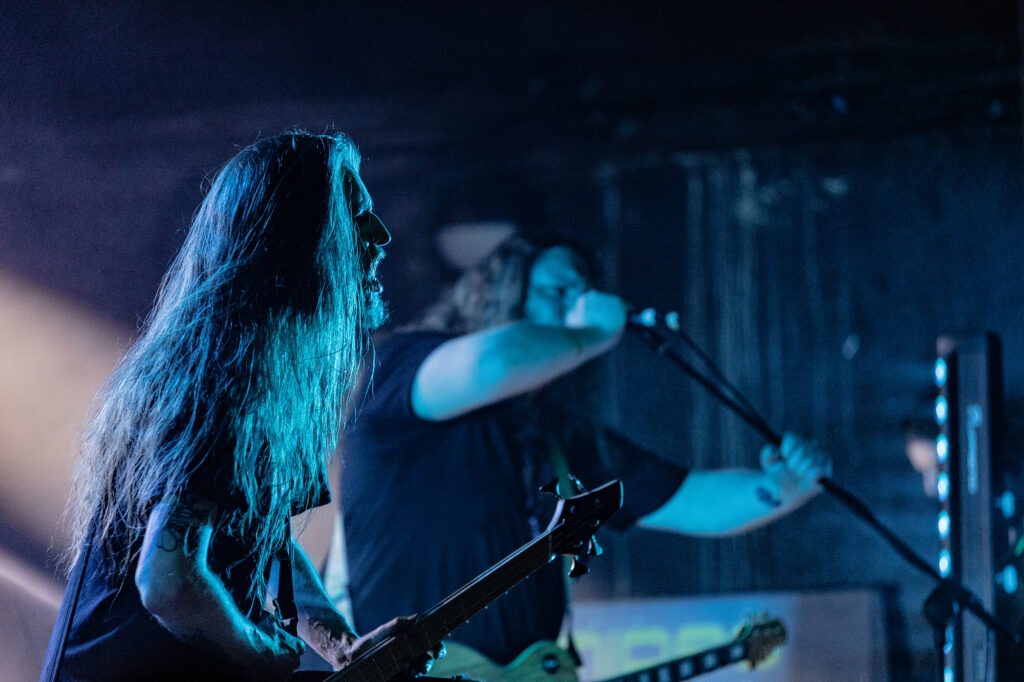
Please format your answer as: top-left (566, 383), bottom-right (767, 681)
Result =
top-left (433, 640), bottom-right (579, 681)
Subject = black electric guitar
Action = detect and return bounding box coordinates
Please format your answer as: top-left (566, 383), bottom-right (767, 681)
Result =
top-left (319, 479), bottom-right (623, 682)
top-left (433, 614), bottom-right (786, 682)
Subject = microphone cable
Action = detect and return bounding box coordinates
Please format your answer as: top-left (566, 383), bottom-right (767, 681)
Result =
top-left (627, 312), bottom-right (781, 447)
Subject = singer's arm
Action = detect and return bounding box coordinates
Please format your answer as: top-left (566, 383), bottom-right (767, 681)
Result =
top-left (638, 433), bottom-right (831, 536)
top-left (412, 290), bottom-right (626, 421)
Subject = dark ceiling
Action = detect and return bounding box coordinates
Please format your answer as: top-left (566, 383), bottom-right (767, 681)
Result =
top-left (4, 2), bottom-right (1018, 129)
top-left (0, 1), bottom-right (1019, 327)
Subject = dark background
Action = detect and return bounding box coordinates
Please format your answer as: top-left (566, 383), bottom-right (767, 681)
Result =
top-left (1, 2), bottom-right (1022, 679)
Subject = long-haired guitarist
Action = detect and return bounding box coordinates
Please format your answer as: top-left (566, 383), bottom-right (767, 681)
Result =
top-left (41, 131), bottom-right (428, 681)
top-left (334, 232), bottom-right (833, 672)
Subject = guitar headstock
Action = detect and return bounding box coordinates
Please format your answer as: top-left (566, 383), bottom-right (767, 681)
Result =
top-left (736, 614), bottom-right (787, 668)
top-left (541, 477), bottom-right (623, 578)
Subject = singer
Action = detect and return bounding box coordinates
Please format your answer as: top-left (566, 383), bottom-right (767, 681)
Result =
top-left (331, 232), bottom-right (832, 676)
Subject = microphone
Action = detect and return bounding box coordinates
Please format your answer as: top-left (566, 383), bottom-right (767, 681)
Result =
top-left (627, 306), bottom-right (682, 331)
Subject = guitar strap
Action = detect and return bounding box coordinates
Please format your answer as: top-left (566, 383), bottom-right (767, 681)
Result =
top-left (273, 522), bottom-right (299, 636)
top-left (39, 522), bottom-right (94, 682)
top-left (544, 432), bottom-right (584, 670)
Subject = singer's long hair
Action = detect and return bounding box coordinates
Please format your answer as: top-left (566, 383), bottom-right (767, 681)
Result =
top-left (65, 131), bottom-right (372, 603)
top-left (412, 233), bottom-right (606, 443)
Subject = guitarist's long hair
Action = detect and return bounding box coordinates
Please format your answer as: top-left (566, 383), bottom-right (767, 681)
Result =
top-left (65, 131), bottom-right (375, 604)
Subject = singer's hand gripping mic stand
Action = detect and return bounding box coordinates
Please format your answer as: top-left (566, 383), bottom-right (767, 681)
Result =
top-left (626, 312), bottom-right (1022, 679)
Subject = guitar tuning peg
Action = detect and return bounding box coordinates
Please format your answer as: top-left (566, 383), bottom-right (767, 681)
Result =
top-left (588, 536), bottom-right (603, 557)
top-left (540, 477), bottom-right (560, 496)
top-left (566, 474), bottom-right (586, 495)
top-left (569, 558), bottom-right (589, 578)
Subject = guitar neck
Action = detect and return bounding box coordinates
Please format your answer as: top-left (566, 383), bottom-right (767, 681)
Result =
top-left (600, 640), bottom-right (750, 682)
top-left (419, 532), bottom-right (559, 640)
top-left (322, 479), bottom-right (623, 682)
top-left (324, 511), bottom-right (578, 682)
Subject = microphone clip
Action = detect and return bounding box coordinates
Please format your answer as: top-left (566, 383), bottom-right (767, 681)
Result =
top-left (628, 307), bottom-right (682, 332)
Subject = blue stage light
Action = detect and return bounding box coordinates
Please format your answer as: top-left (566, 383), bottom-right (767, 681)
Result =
top-left (999, 490), bottom-right (1015, 519)
top-left (939, 548), bottom-right (952, 577)
top-left (999, 565), bottom-right (1019, 594)
top-left (937, 511), bottom-right (951, 540)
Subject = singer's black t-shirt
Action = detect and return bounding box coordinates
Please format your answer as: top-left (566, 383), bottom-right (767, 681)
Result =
top-left (341, 331), bottom-right (689, 665)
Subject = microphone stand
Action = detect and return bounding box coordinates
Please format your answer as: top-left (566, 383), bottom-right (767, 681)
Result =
top-left (627, 320), bottom-right (1022, 679)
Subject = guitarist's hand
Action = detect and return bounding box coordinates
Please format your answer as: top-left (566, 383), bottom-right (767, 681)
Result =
top-left (339, 615), bottom-right (443, 675)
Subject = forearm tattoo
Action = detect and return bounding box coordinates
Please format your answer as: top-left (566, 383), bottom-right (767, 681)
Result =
top-left (756, 486), bottom-right (782, 508)
top-left (303, 618), bottom-right (357, 668)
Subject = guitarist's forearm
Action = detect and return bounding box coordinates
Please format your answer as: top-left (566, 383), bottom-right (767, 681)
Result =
top-left (291, 540), bottom-right (359, 667)
top-left (137, 502), bottom-right (300, 678)
top-left (300, 618), bottom-right (359, 669)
